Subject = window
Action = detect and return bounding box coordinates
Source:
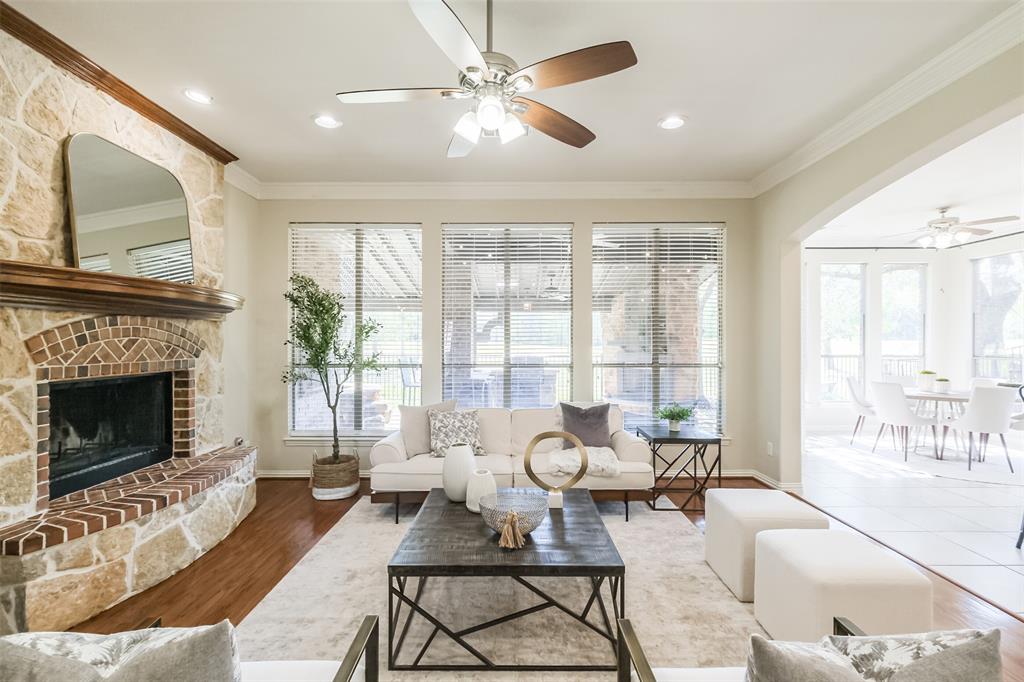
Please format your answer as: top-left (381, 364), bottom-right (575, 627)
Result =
top-left (592, 223), bottom-right (725, 433)
top-left (819, 263), bottom-right (864, 401)
top-left (881, 263), bottom-right (926, 377)
top-left (127, 238), bottom-right (194, 283)
top-left (973, 251), bottom-right (1023, 382)
top-left (441, 224), bottom-right (572, 408)
top-left (79, 253), bottom-right (111, 273)
top-left (288, 224), bottom-right (422, 435)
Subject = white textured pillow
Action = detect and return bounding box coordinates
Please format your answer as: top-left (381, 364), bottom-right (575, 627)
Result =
top-left (399, 400), bottom-right (456, 455)
top-left (429, 409), bottom-right (484, 456)
top-left (0, 620), bottom-right (240, 682)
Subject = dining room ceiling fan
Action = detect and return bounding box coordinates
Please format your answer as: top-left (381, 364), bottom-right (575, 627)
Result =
top-left (336, 0), bottom-right (638, 158)
top-left (886, 208), bottom-right (1020, 248)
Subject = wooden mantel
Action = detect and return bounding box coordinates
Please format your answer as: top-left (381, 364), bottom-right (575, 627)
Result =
top-left (0, 260), bottom-right (243, 319)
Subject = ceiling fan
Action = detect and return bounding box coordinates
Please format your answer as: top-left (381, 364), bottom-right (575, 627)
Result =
top-left (888, 208), bottom-right (1020, 248)
top-left (336, 0), bottom-right (637, 158)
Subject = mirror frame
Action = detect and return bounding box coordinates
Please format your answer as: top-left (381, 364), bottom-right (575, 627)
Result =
top-left (62, 132), bottom-right (195, 281)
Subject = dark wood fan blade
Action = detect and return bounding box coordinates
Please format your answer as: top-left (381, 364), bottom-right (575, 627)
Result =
top-left (337, 88), bottom-right (461, 104)
top-left (959, 215), bottom-right (1020, 227)
top-left (408, 0), bottom-right (489, 74)
top-left (512, 97), bottom-right (595, 148)
top-left (508, 41), bottom-right (637, 91)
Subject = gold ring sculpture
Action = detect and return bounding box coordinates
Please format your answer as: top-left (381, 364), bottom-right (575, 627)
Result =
top-left (523, 431), bottom-right (589, 493)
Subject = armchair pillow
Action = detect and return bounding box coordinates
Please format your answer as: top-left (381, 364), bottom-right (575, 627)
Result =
top-left (559, 402), bottom-right (611, 449)
top-left (429, 409), bottom-right (484, 455)
top-left (399, 400), bottom-right (456, 456)
top-left (0, 619), bottom-right (240, 682)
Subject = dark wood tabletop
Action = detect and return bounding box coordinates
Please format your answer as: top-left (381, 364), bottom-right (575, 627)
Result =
top-left (634, 423), bottom-right (721, 443)
top-left (388, 488), bottom-right (624, 578)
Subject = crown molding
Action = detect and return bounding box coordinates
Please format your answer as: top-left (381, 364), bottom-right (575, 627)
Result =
top-left (750, 1), bottom-right (1024, 197)
top-left (222, 174), bottom-right (755, 201)
top-left (76, 198), bottom-right (187, 233)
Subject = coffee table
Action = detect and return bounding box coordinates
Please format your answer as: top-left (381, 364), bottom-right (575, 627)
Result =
top-left (387, 487), bottom-right (625, 672)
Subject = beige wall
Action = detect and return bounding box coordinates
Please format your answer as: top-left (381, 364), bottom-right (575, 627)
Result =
top-left (224, 196), bottom-right (758, 476)
top-left (223, 183), bottom-right (259, 445)
top-left (751, 45), bottom-right (1024, 485)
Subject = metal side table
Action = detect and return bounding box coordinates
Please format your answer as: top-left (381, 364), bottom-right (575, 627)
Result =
top-left (635, 424), bottom-right (722, 512)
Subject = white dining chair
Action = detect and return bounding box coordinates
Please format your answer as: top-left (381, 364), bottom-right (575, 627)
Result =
top-left (871, 382), bottom-right (938, 461)
top-left (941, 386), bottom-right (1016, 473)
top-left (846, 377), bottom-right (874, 444)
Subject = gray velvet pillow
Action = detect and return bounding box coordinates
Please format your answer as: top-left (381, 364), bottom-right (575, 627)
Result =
top-left (399, 399), bottom-right (456, 455)
top-left (746, 634), bottom-right (862, 682)
top-left (0, 619), bottom-right (240, 682)
top-left (559, 402), bottom-right (611, 449)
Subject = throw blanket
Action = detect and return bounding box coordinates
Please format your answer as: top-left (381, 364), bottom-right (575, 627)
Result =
top-left (549, 446), bottom-right (621, 478)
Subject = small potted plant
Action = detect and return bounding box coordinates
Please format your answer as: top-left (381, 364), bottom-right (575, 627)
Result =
top-left (656, 403), bottom-right (693, 432)
top-left (282, 274), bottom-right (381, 500)
top-left (934, 377), bottom-right (951, 394)
top-left (917, 370), bottom-right (937, 392)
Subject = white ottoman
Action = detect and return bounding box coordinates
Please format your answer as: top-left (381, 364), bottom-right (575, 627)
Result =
top-left (704, 489), bottom-right (829, 602)
top-left (754, 529), bottom-right (933, 641)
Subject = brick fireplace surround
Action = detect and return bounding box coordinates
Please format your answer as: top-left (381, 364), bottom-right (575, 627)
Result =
top-left (0, 316), bottom-right (256, 634)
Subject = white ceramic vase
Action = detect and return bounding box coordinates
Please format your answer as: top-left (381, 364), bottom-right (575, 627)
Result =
top-left (465, 468), bottom-right (497, 513)
top-left (668, 419), bottom-right (681, 432)
top-left (917, 374), bottom-right (935, 391)
top-left (934, 381), bottom-right (951, 394)
top-left (442, 443), bottom-right (475, 502)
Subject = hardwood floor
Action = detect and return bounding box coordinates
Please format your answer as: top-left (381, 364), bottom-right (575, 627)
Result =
top-left (74, 477), bottom-right (1024, 680)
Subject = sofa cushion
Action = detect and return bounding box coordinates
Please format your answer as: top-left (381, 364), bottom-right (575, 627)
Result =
top-left (0, 620), bottom-right (240, 682)
top-left (428, 409), bottom-right (484, 455)
top-left (560, 402), bottom-right (611, 448)
top-left (746, 634), bottom-right (862, 682)
top-left (400, 400), bottom-right (455, 456)
top-left (510, 405), bottom-right (625, 455)
top-left (511, 454), bottom-right (653, 490)
top-left (371, 453), bottom-right (514, 492)
top-left (477, 407), bottom-right (513, 454)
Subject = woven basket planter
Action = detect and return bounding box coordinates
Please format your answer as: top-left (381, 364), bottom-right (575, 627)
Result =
top-left (310, 453), bottom-right (360, 500)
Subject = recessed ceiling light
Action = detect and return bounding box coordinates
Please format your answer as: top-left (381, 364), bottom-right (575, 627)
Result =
top-left (313, 114), bottom-right (342, 129)
top-left (184, 89), bottom-right (212, 105)
top-left (658, 115), bottom-right (686, 130)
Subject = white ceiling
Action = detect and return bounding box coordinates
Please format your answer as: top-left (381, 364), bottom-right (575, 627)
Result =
top-left (13, 0), bottom-right (1013, 183)
top-left (807, 115), bottom-right (1024, 248)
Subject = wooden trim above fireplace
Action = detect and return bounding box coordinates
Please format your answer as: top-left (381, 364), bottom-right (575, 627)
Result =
top-left (0, 1), bottom-right (238, 164)
top-left (0, 260), bottom-right (243, 319)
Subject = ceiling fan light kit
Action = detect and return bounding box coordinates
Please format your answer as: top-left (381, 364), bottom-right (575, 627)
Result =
top-left (336, 0), bottom-right (637, 158)
top-left (892, 207), bottom-right (1019, 249)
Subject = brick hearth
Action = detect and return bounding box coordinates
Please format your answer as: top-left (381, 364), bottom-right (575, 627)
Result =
top-left (24, 315), bottom-right (204, 511)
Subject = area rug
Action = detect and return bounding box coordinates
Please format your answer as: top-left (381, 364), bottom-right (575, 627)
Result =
top-left (236, 498), bottom-right (764, 680)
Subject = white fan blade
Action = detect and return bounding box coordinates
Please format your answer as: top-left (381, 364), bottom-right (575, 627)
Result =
top-left (957, 227), bottom-right (994, 236)
top-left (959, 215), bottom-right (1020, 227)
top-left (446, 134), bottom-right (475, 158)
top-left (337, 88), bottom-right (459, 104)
top-left (409, 0), bottom-right (488, 75)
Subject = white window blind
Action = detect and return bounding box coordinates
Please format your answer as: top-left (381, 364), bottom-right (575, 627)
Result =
top-left (79, 253), bottom-right (111, 273)
top-left (973, 251), bottom-right (1023, 382)
top-left (592, 223), bottom-right (725, 433)
top-left (127, 239), bottom-right (194, 283)
top-left (442, 224), bottom-right (572, 408)
top-left (288, 224), bottom-right (422, 435)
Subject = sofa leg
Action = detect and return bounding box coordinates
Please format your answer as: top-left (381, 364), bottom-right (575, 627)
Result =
top-left (394, 492), bottom-right (400, 524)
top-left (624, 492), bottom-right (630, 522)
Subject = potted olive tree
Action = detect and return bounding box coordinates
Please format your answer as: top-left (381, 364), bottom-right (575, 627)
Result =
top-left (282, 274), bottom-right (381, 500)
top-left (656, 403), bottom-right (693, 432)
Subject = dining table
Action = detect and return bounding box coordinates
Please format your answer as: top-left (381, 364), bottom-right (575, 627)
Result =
top-left (903, 388), bottom-right (971, 453)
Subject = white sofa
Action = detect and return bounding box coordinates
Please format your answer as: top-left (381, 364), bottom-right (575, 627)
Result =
top-left (369, 405), bottom-right (654, 520)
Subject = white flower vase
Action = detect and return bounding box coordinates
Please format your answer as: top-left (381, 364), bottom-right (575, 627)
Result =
top-left (917, 374), bottom-right (935, 392)
top-left (442, 443), bottom-right (475, 502)
top-left (465, 469), bottom-right (497, 513)
top-left (668, 420), bottom-right (681, 432)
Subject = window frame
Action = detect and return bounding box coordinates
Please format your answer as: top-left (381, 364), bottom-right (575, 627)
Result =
top-left (818, 261), bottom-right (866, 402)
top-left (971, 250), bottom-right (1024, 382)
top-left (879, 262), bottom-right (928, 378)
top-left (286, 223), bottom-right (423, 437)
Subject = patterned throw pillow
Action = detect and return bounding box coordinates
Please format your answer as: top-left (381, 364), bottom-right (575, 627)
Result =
top-left (428, 409), bottom-right (484, 456)
top-left (0, 620), bottom-right (241, 682)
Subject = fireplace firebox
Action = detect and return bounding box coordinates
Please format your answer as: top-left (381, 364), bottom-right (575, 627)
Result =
top-left (48, 373), bottom-right (173, 498)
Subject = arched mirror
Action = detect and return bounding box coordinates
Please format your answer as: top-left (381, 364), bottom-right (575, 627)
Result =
top-left (64, 133), bottom-right (194, 284)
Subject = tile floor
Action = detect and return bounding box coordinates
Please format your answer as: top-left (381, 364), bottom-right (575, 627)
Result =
top-left (801, 430), bottom-right (1024, 618)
